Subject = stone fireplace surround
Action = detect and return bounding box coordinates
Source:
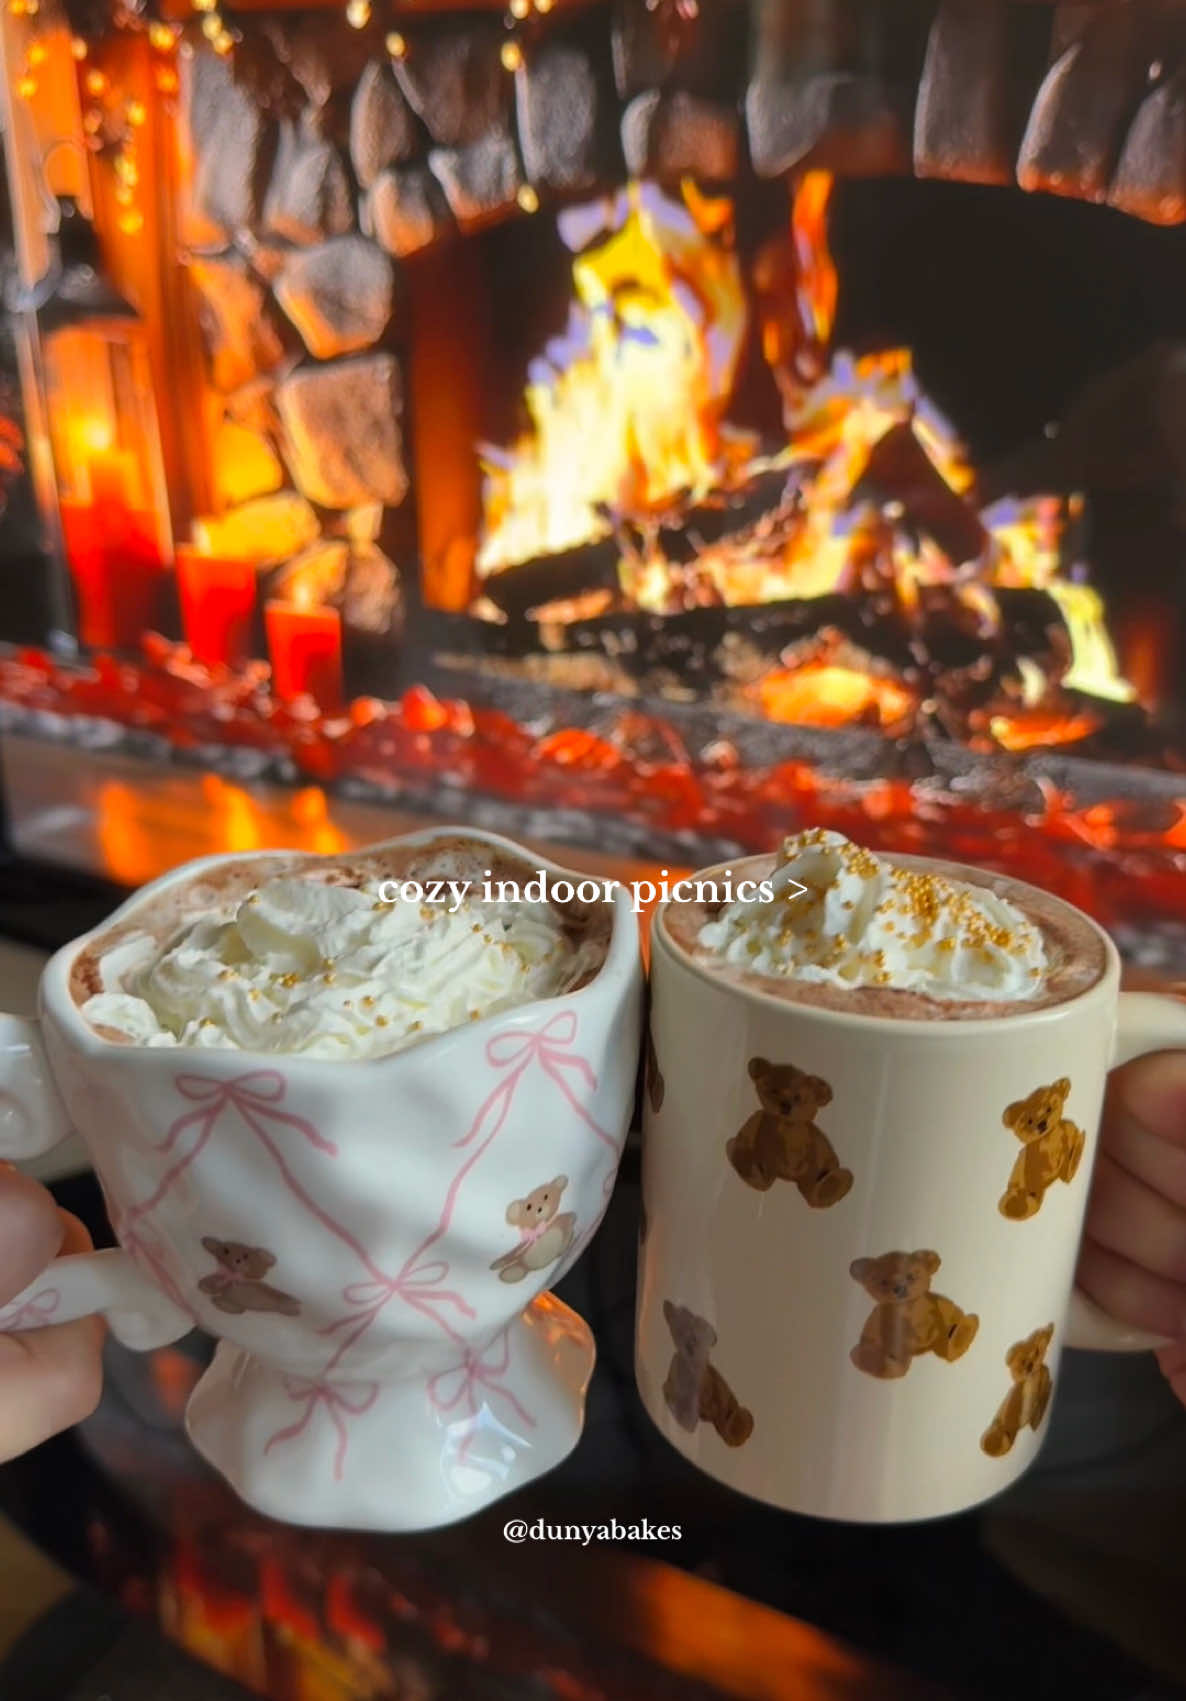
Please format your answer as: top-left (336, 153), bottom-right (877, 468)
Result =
top-left (175, 0), bottom-right (1186, 638)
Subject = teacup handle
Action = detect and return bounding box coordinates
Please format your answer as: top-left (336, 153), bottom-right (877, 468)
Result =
top-left (0, 1013), bottom-right (74, 1161)
top-left (0, 1249), bottom-right (193, 1352)
top-left (1066, 991), bottom-right (1186, 1354)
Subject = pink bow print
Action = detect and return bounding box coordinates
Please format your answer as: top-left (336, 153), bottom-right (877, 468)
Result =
top-left (427, 1331), bottom-right (536, 1431)
top-left (0, 1287), bottom-right (59, 1332)
top-left (265, 1374), bottom-right (380, 1481)
top-left (171, 1070), bottom-right (337, 1155)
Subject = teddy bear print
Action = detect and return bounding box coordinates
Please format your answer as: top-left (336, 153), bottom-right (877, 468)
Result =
top-left (727, 1057), bottom-right (853, 1206)
top-left (644, 1026), bottom-right (665, 1113)
top-left (999, 1078), bottom-right (1085, 1221)
top-left (198, 1238), bottom-right (301, 1317)
top-left (662, 1300), bottom-right (754, 1447)
top-left (489, 1175), bottom-right (576, 1283)
top-left (849, 1249), bottom-right (979, 1379)
top-left (981, 1324), bottom-right (1055, 1457)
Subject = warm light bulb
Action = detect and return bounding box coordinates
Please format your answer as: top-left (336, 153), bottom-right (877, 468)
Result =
top-left (27, 41), bottom-right (47, 66)
top-left (84, 68), bottom-right (106, 94)
top-left (114, 182), bottom-right (133, 206)
top-left (148, 21), bottom-right (175, 50)
top-left (500, 40), bottom-right (523, 70)
top-left (156, 67), bottom-right (178, 93)
top-left (70, 36), bottom-right (87, 58)
top-left (126, 98), bottom-right (146, 126)
top-left (193, 0), bottom-right (217, 13)
top-left (16, 73), bottom-right (37, 98)
top-left (385, 30), bottom-right (406, 57)
top-left (118, 209), bottom-right (145, 235)
top-left (115, 153), bottom-right (138, 185)
top-left (201, 14), bottom-right (222, 39)
top-left (345, 0), bottom-right (370, 25)
top-left (212, 29), bottom-right (233, 54)
top-left (509, 0), bottom-right (530, 17)
top-left (517, 184), bottom-right (539, 213)
top-left (535, 0), bottom-right (553, 13)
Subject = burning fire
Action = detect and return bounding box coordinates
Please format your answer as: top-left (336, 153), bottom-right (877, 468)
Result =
top-left (477, 171), bottom-right (1135, 739)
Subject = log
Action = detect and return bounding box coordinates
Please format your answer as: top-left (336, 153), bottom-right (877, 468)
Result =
top-left (854, 421), bottom-right (988, 565)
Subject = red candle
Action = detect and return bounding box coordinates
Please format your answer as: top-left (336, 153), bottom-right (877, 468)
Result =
top-left (60, 448), bottom-right (164, 651)
top-left (176, 546), bottom-right (257, 668)
top-left (265, 600), bottom-right (343, 711)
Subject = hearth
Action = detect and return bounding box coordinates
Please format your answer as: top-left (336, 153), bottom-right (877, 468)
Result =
top-left (3, 0), bottom-right (1186, 964)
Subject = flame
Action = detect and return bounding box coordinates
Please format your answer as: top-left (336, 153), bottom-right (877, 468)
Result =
top-left (478, 179), bottom-right (752, 573)
top-left (474, 171), bottom-right (1137, 736)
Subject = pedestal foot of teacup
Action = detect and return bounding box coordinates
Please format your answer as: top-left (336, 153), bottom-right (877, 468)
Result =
top-left (183, 1293), bottom-right (596, 1531)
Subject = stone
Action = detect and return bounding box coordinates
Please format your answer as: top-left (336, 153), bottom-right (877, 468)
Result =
top-left (276, 354), bottom-right (407, 509)
top-left (1110, 67), bottom-right (1186, 225)
top-left (745, 0), bottom-right (919, 178)
top-left (270, 539), bottom-right (350, 606)
top-left (264, 115), bottom-right (355, 245)
top-left (264, 13), bottom-right (377, 113)
top-left (210, 418), bottom-right (285, 508)
top-left (914, 0), bottom-right (1049, 186)
top-left (274, 237), bottom-right (395, 361)
top-left (621, 89), bottom-right (740, 182)
top-left (350, 60), bottom-right (420, 189)
top-left (392, 21), bottom-right (507, 147)
top-left (365, 166), bottom-right (453, 258)
top-left (180, 48), bottom-right (275, 249)
top-left (611, 0), bottom-right (748, 99)
top-left (341, 542), bottom-right (402, 636)
top-left (193, 493), bottom-right (320, 567)
top-left (1017, 5), bottom-right (1155, 202)
top-left (516, 33), bottom-right (615, 194)
top-left (428, 128), bottom-right (522, 231)
top-left (188, 255), bottom-right (286, 394)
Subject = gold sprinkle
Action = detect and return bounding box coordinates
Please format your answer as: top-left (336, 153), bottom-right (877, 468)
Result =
top-left (375, 1016), bottom-right (389, 1028)
top-left (362, 996), bottom-right (375, 1008)
top-left (410, 1020), bottom-right (422, 1031)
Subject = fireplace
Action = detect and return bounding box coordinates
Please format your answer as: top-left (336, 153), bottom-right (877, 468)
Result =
top-left (3, 0), bottom-right (1186, 967)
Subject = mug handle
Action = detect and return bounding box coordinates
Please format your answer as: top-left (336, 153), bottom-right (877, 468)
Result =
top-left (1065, 990), bottom-right (1186, 1353)
top-left (0, 1250), bottom-right (193, 1352)
top-left (0, 1013), bottom-right (74, 1161)
top-left (0, 1012), bottom-right (193, 1352)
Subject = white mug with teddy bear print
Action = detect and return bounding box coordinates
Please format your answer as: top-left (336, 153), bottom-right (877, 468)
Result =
top-left (636, 835), bottom-right (1186, 1523)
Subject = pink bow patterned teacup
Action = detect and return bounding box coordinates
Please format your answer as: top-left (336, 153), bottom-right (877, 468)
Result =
top-left (0, 828), bottom-right (642, 1530)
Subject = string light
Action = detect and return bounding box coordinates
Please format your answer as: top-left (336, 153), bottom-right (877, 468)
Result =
top-left (345, 0), bottom-right (370, 26)
top-left (27, 41), bottom-right (47, 66)
top-left (16, 72), bottom-right (36, 98)
top-left (509, 0), bottom-right (530, 16)
top-left (83, 108), bottom-right (102, 133)
top-left (148, 22), bottom-right (176, 51)
top-left (535, 0), bottom-right (553, 12)
top-left (84, 68), bottom-right (107, 95)
top-left (212, 29), bottom-right (233, 53)
top-left (126, 98), bottom-right (146, 126)
top-left (193, 0), bottom-right (217, 13)
top-left (385, 30), bottom-right (406, 57)
top-left (516, 184), bottom-right (539, 213)
top-left (70, 36), bottom-right (88, 59)
top-left (118, 209), bottom-right (144, 235)
top-left (500, 40), bottom-right (523, 70)
top-left (156, 67), bottom-right (178, 94)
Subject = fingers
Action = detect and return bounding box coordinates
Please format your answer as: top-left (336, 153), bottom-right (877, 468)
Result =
top-left (1077, 1237), bottom-right (1186, 1341)
top-left (1085, 1152), bottom-right (1186, 1285)
top-left (1078, 1050), bottom-right (1186, 1344)
top-left (0, 1169), bottom-right (105, 1463)
top-left (0, 1164), bottom-right (66, 1302)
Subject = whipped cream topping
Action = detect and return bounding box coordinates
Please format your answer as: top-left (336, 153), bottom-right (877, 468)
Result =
top-left (81, 875), bottom-right (598, 1059)
top-left (696, 830), bottom-right (1048, 1003)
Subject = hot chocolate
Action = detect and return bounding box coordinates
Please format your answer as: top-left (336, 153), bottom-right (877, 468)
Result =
top-left (663, 831), bottom-right (1106, 1020)
top-left (72, 836), bottom-right (611, 1060)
